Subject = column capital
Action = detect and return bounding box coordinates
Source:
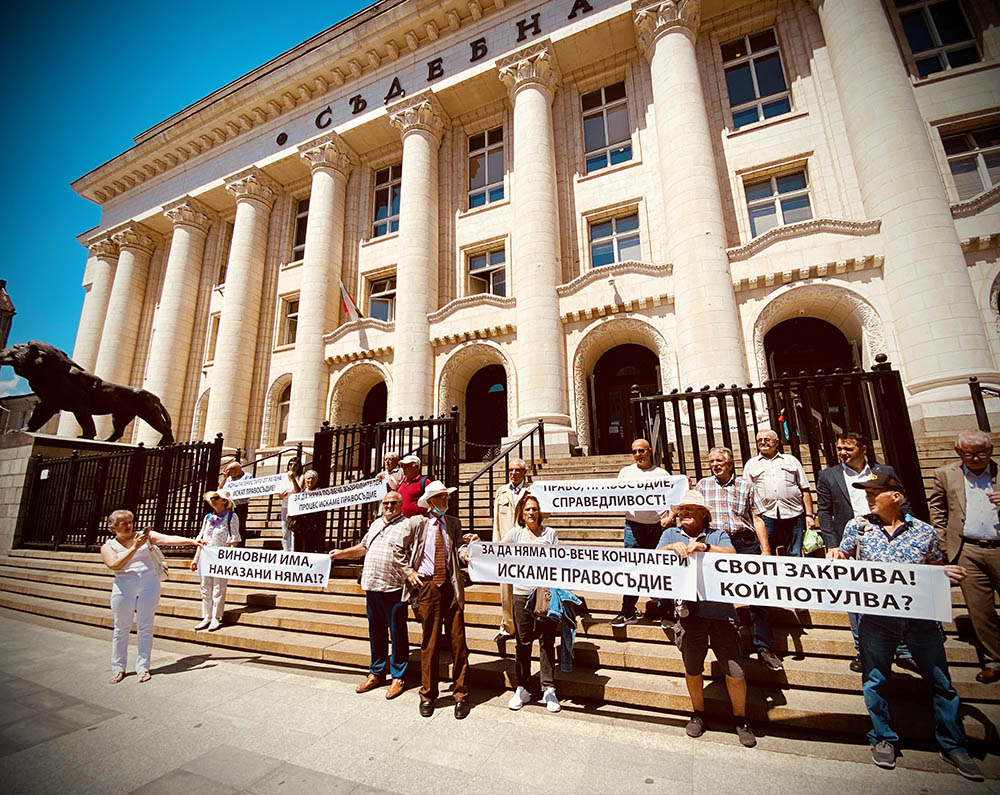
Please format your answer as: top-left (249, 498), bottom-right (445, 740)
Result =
top-left (109, 222), bottom-right (157, 255)
top-left (164, 196), bottom-right (215, 233)
top-left (388, 90), bottom-right (447, 143)
top-left (497, 40), bottom-right (561, 103)
top-left (225, 166), bottom-right (280, 209)
top-left (298, 131), bottom-right (356, 178)
top-left (632, 0), bottom-right (701, 55)
top-left (86, 235), bottom-right (119, 260)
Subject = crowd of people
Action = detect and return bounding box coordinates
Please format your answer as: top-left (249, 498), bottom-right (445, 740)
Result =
top-left (96, 431), bottom-right (998, 780)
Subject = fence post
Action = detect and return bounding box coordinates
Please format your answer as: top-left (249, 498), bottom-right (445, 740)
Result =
top-left (124, 444), bottom-right (147, 517)
top-left (312, 422), bottom-right (333, 488)
top-left (872, 357), bottom-right (928, 521)
top-left (152, 446), bottom-right (176, 534)
top-left (207, 434), bottom-right (224, 495)
top-left (969, 376), bottom-right (991, 432)
top-left (54, 451), bottom-right (80, 550)
top-left (538, 418), bottom-right (546, 463)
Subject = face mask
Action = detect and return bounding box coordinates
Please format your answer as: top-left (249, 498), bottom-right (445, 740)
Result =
top-left (430, 505), bottom-right (446, 517)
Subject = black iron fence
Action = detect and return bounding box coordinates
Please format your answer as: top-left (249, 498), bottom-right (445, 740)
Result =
top-left (631, 355), bottom-right (927, 520)
top-left (969, 376), bottom-right (1000, 432)
top-left (21, 435), bottom-right (223, 550)
top-left (312, 409), bottom-right (459, 548)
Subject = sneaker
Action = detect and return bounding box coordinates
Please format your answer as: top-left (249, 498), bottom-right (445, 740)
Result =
top-left (757, 648), bottom-right (784, 672)
top-left (543, 687), bottom-right (561, 713)
top-left (939, 749), bottom-right (984, 782)
top-left (193, 618), bottom-right (211, 631)
top-left (685, 713), bottom-right (705, 738)
top-left (735, 722), bottom-right (757, 748)
top-left (208, 620), bottom-right (222, 632)
top-left (507, 686), bottom-right (531, 711)
top-left (610, 611), bottom-right (639, 628)
top-left (871, 741), bottom-right (896, 769)
top-left (849, 656), bottom-right (863, 674)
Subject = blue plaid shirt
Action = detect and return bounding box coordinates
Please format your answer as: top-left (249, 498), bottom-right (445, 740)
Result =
top-left (840, 514), bottom-right (944, 565)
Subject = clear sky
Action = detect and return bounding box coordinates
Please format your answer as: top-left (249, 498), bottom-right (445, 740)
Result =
top-left (0, 0), bottom-right (371, 396)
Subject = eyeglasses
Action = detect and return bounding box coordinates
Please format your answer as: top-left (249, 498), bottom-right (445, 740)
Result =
top-left (509, 467), bottom-right (526, 472)
top-left (209, 496), bottom-right (223, 502)
top-left (958, 450), bottom-right (990, 460)
top-left (631, 449), bottom-right (650, 456)
top-left (382, 501), bottom-right (401, 506)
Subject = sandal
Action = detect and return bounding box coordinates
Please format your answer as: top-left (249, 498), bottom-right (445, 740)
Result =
top-left (109, 671), bottom-right (125, 684)
top-left (137, 671), bottom-right (151, 683)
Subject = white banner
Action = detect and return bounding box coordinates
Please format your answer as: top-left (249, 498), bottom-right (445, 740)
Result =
top-left (220, 474), bottom-right (287, 501)
top-left (532, 475), bottom-right (690, 514)
top-left (288, 477), bottom-right (386, 516)
top-left (197, 546), bottom-right (331, 588)
top-left (699, 553), bottom-right (953, 622)
top-left (467, 541), bottom-right (698, 600)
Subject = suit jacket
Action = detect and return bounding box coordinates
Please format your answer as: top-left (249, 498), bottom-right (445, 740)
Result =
top-left (929, 459), bottom-right (998, 563)
top-left (816, 462), bottom-right (903, 549)
top-left (393, 513), bottom-right (470, 605)
top-left (492, 482), bottom-right (531, 542)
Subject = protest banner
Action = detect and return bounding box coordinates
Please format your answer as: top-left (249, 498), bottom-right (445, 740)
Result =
top-left (197, 546), bottom-right (331, 588)
top-left (468, 541), bottom-right (698, 600)
top-left (219, 473), bottom-right (287, 500)
top-left (288, 477), bottom-right (386, 516)
top-left (532, 474), bottom-right (690, 514)
top-left (699, 553), bottom-right (953, 622)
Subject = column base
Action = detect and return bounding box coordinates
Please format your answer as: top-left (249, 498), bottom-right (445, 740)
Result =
top-left (511, 414), bottom-right (577, 459)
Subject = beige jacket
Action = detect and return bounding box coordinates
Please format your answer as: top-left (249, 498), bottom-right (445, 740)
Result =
top-left (492, 482), bottom-right (531, 542)
top-left (393, 514), bottom-right (471, 605)
top-left (929, 459), bottom-right (998, 562)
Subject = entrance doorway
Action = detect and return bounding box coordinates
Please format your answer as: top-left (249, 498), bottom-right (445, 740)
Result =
top-left (362, 382), bottom-right (387, 426)
top-left (764, 317), bottom-right (855, 378)
top-left (590, 344), bottom-right (659, 455)
top-left (465, 364), bottom-right (507, 462)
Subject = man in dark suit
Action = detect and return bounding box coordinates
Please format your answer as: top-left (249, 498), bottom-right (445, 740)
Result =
top-left (929, 430), bottom-right (1000, 685)
top-left (394, 480), bottom-right (479, 718)
top-left (817, 431), bottom-right (909, 672)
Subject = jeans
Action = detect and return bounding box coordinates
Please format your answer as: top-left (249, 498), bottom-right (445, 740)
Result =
top-left (858, 615), bottom-right (965, 751)
top-left (762, 514), bottom-right (805, 557)
top-left (621, 520), bottom-right (663, 615)
top-left (365, 589), bottom-right (409, 680)
top-left (110, 570), bottom-right (160, 674)
top-left (513, 593), bottom-right (557, 690)
top-left (729, 534), bottom-right (773, 651)
top-left (849, 612), bottom-right (911, 660)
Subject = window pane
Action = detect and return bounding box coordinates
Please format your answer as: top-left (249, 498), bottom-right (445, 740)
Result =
top-left (604, 81), bottom-right (626, 103)
top-left (488, 186), bottom-right (505, 202)
top-left (762, 97), bottom-right (791, 119)
top-left (946, 46), bottom-right (979, 68)
top-left (489, 249), bottom-right (505, 266)
top-left (590, 219), bottom-right (613, 241)
top-left (617, 234), bottom-right (641, 261)
top-left (942, 134), bottom-right (972, 155)
top-left (900, 10), bottom-right (935, 53)
top-left (374, 187), bottom-right (389, 220)
top-left (725, 63), bottom-right (756, 106)
top-left (486, 148), bottom-right (504, 182)
top-left (984, 152), bottom-right (1000, 189)
top-left (469, 153), bottom-right (486, 189)
top-left (492, 270), bottom-right (506, 297)
top-left (915, 54), bottom-right (944, 76)
top-left (930, 1), bottom-right (972, 45)
top-left (469, 191), bottom-right (486, 208)
top-left (950, 157), bottom-right (984, 199)
top-left (581, 89), bottom-right (603, 111)
top-left (389, 185), bottom-right (400, 217)
top-left (748, 29), bottom-right (777, 52)
top-left (297, 197), bottom-right (310, 213)
top-left (606, 104), bottom-right (630, 145)
top-left (469, 254), bottom-right (487, 271)
top-left (294, 215), bottom-right (308, 248)
top-left (754, 52), bottom-right (787, 97)
top-left (389, 219), bottom-right (399, 233)
top-left (375, 168), bottom-right (389, 185)
top-left (615, 214), bottom-right (639, 233)
top-left (721, 38), bottom-right (747, 61)
top-left (586, 153), bottom-right (607, 173)
top-left (776, 172), bottom-right (807, 193)
top-left (583, 113), bottom-right (607, 152)
top-left (371, 299), bottom-right (390, 321)
top-left (469, 132), bottom-right (485, 152)
top-left (749, 204), bottom-right (778, 237)
top-left (732, 107), bottom-right (759, 129)
top-left (744, 179), bottom-right (774, 202)
top-left (972, 127), bottom-right (1000, 149)
top-left (373, 222), bottom-right (387, 237)
top-left (780, 194), bottom-right (812, 224)
top-left (487, 127), bottom-right (503, 145)
top-left (609, 144), bottom-right (632, 166)
top-left (469, 275), bottom-right (486, 295)
top-left (591, 241), bottom-right (615, 267)
top-left (390, 165), bottom-right (401, 180)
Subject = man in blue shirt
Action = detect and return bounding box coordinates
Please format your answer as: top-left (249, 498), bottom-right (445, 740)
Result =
top-left (658, 490), bottom-right (756, 748)
top-left (829, 472), bottom-right (981, 780)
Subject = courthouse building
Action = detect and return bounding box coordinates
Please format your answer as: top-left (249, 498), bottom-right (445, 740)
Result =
top-left (60, 0), bottom-right (1000, 458)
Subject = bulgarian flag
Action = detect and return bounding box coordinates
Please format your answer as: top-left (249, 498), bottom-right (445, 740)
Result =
top-left (340, 280), bottom-right (362, 322)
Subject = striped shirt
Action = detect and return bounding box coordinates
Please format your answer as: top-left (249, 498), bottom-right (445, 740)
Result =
top-left (695, 472), bottom-right (764, 540)
top-left (360, 514), bottom-right (407, 592)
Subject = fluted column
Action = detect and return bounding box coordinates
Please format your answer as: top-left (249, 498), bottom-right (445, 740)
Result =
top-left (136, 198), bottom-right (214, 446)
top-left (387, 92), bottom-right (445, 419)
top-left (498, 42), bottom-right (574, 443)
top-left (286, 133), bottom-right (355, 444)
top-left (634, 0), bottom-right (747, 388)
top-left (814, 0), bottom-right (997, 425)
top-left (203, 167), bottom-right (279, 450)
top-left (92, 224), bottom-right (157, 438)
top-left (57, 236), bottom-right (118, 437)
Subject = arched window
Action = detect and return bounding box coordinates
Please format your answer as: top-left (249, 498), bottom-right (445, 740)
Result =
top-left (276, 383), bottom-right (291, 445)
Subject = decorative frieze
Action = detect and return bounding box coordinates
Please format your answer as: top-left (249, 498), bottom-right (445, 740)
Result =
top-left (731, 254), bottom-right (884, 292)
top-left (431, 323), bottom-right (517, 347)
top-left (560, 294), bottom-right (673, 324)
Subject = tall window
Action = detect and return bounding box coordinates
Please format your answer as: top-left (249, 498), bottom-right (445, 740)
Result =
top-left (276, 384), bottom-right (291, 445)
top-left (582, 82), bottom-right (632, 174)
top-left (278, 295), bottom-right (299, 346)
top-left (589, 213), bottom-right (640, 267)
top-left (894, 0), bottom-right (980, 77)
top-left (204, 314), bottom-right (220, 363)
top-left (215, 222), bottom-right (233, 286)
top-left (469, 249), bottom-right (506, 296)
top-left (721, 29), bottom-right (791, 130)
top-left (372, 165), bottom-right (401, 237)
top-left (291, 198), bottom-right (309, 261)
top-left (468, 127), bottom-right (504, 208)
top-left (369, 275), bottom-right (396, 322)
top-left (744, 171), bottom-right (813, 237)
top-left (942, 125), bottom-right (1000, 199)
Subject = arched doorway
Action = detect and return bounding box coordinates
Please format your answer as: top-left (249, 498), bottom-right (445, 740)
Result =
top-left (465, 364), bottom-right (507, 462)
top-left (362, 382), bottom-right (387, 426)
top-left (590, 344), bottom-right (659, 455)
top-left (764, 317), bottom-right (855, 378)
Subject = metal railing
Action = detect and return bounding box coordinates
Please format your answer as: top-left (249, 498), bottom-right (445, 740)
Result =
top-left (969, 376), bottom-right (1000, 432)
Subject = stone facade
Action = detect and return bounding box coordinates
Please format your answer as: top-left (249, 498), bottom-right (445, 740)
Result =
top-left (64, 0), bottom-right (1000, 456)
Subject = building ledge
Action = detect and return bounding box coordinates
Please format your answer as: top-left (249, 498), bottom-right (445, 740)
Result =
top-left (732, 254), bottom-right (883, 293)
top-left (727, 218), bottom-right (881, 262)
top-left (556, 261), bottom-right (671, 297)
top-left (952, 184), bottom-right (1000, 219)
top-left (323, 316), bottom-right (394, 345)
top-left (429, 293), bottom-right (514, 323)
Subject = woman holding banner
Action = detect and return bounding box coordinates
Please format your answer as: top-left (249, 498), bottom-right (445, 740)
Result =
top-left (190, 491), bottom-right (241, 631)
top-left (292, 470), bottom-right (327, 553)
top-left (279, 456), bottom-right (303, 552)
top-left (505, 494), bottom-right (562, 713)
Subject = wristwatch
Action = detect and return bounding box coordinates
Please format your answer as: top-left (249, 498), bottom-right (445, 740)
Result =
top-left (702, 541), bottom-right (712, 553)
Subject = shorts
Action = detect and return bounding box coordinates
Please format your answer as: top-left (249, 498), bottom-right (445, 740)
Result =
top-left (674, 616), bottom-right (745, 679)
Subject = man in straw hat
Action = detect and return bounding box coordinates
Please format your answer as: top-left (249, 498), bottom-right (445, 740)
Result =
top-left (394, 480), bottom-right (480, 719)
top-left (658, 489), bottom-right (756, 748)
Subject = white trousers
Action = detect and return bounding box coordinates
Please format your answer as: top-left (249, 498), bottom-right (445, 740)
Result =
top-left (110, 570), bottom-right (160, 674)
top-left (281, 521), bottom-right (293, 551)
top-left (200, 576), bottom-right (228, 621)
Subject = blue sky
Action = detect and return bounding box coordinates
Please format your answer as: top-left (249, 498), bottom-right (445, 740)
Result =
top-left (0, 0), bottom-right (370, 396)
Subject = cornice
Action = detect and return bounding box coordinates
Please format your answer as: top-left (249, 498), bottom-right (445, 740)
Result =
top-left (732, 254), bottom-right (883, 293)
top-left (327, 346), bottom-right (394, 365)
top-left (431, 322), bottom-right (517, 347)
top-left (556, 261), bottom-right (672, 297)
top-left (726, 218), bottom-right (881, 261)
top-left (951, 184), bottom-right (1000, 218)
top-left (497, 40), bottom-right (561, 102)
top-left (561, 293), bottom-right (673, 324)
top-left (961, 233), bottom-right (1000, 252)
top-left (428, 293), bottom-right (515, 322)
top-left (323, 316), bottom-right (395, 346)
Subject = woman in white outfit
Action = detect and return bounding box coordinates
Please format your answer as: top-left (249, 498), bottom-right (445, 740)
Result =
top-left (279, 456), bottom-right (303, 552)
top-left (100, 509), bottom-right (196, 683)
top-left (190, 491), bottom-right (241, 631)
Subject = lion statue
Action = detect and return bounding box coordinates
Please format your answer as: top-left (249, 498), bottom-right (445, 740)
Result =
top-left (0, 341), bottom-right (174, 446)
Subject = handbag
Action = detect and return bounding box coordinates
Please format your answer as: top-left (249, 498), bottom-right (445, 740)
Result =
top-left (147, 543), bottom-right (170, 581)
top-left (533, 586), bottom-right (551, 618)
